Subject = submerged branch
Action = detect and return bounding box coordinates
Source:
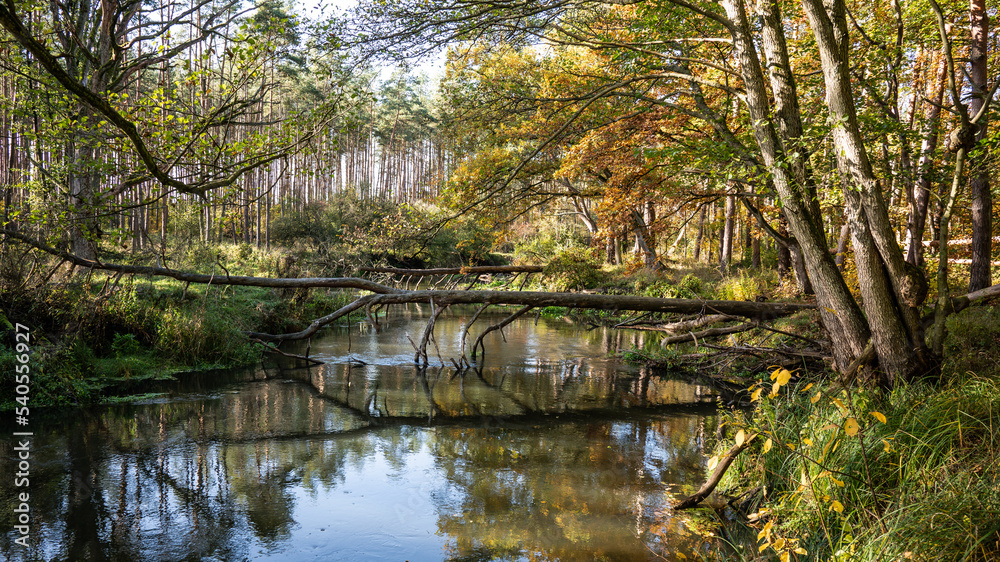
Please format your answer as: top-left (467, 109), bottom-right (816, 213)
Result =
top-left (673, 439), bottom-right (752, 510)
top-left (471, 305), bottom-right (534, 360)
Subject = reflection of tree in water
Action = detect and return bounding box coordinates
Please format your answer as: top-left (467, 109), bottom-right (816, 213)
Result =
top-left (1, 319), bottom-right (722, 561)
top-left (0, 379), bottom-right (377, 561)
top-left (428, 415), bottom-right (718, 560)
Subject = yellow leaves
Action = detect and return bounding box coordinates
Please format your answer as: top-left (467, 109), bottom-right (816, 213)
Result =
top-left (768, 367), bottom-right (794, 397)
top-left (772, 368), bottom-right (793, 386)
top-left (830, 500), bottom-right (845, 513)
top-left (755, 518), bottom-right (807, 560)
top-left (757, 520), bottom-right (773, 541)
top-left (811, 391), bottom-right (821, 404)
top-left (870, 411), bottom-right (887, 424)
top-left (751, 387), bottom-right (764, 402)
top-left (706, 455), bottom-right (720, 471)
top-left (844, 418), bottom-right (860, 437)
top-left (762, 438), bottom-right (773, 454)
top-left (736, 429), bottom-right (746, 447)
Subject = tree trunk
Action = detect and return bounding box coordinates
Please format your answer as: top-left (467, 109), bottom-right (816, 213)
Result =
top-left (693, 205), bottom-right (706, 261)
top-left (835, 223), bottom-right (851, 270)
top-left (722, 0), bottom-right (871, 374)
top-left (968, 0), bottom-right (991, 292)
top-left (800, 0), bottom-right (931, 382)
top-left (721, 194), bottom-right (735, 272)
top-left (66, 140), bottom-right (98, 261)
top-left (906, 51), bottom-right (947, 267)
top-left (777, 215), bottom-right (791, 282)
top-left (632, 208), bottom-right (660, 269)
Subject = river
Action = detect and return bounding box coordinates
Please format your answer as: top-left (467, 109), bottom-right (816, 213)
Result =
top-left (2, 304), bottom-right (727, 561)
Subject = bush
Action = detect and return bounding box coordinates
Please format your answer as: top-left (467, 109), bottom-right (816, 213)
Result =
top-left (542, 248), bottom-right (605, 291)
top-left (943, 305), bottom-right (1000, 376)
top-left (714, 269), bottom-right (775, 301)
top-left (629, 271), bottom-right (705, 299)
top-left (154, 306), bottom-right (260, 367)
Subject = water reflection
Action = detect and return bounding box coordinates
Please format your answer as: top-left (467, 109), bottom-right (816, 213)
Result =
top-left (1, 307), bottom-right (723, 561)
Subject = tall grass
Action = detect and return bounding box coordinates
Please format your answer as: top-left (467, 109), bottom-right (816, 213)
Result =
top-left (720, 371), bottom-right (1000, 561)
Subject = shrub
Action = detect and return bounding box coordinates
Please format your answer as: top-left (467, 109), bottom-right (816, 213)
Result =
top-left (943, 305), bottom-right (1000, 377)
top-left (714, 270), bottom-right (774, 301)
top-left (155, 307), bottom-right (259, 367)
top-left (542, 248), bottom-right (605, 291)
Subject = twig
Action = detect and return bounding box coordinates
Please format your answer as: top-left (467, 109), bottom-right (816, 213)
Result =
top-left (659, 323), bottom-right (754, 346)
top-left (248, 338), bottom-right (324, 366)
top-left (754, 322), bottom-right (826, 347)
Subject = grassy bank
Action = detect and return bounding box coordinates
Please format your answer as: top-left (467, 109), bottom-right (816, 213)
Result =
top-left (699, 305), bottom-right (1000, 561)
top-left (0, 271), bottom-right (354, 409)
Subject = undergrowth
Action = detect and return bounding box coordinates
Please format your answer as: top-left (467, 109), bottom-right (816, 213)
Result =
top-left (0, 276), bottom-right (352, 409)
top-left (704, 305), bottom-right (1000, 561)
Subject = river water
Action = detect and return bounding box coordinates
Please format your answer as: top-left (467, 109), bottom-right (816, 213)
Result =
top-left (2, 305), bottom-right (725, 561)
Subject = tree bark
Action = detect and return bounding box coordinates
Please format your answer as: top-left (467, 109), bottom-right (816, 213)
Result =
top-left (722, 0), bottom-right (871, 374)
top-left (800, 0), bottom-right (931, 382)
top-left (967, 0), bottom-right (992, 292)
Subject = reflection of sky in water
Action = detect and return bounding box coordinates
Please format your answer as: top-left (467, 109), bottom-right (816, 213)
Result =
top-left (0, 307), bottom-right (721, 561)
top-left (257, 440), bottom-right (448, 561)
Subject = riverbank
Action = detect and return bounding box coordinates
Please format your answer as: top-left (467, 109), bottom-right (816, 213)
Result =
top-left (678, 303), bottom-right (1000, 561)
top-left (0, 278), bottom-right (353, 409)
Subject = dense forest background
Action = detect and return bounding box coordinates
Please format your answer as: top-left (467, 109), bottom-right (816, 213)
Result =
top-left (3, 0), bottom-right (998, 379)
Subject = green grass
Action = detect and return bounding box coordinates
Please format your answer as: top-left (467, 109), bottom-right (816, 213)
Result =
top-left (715, 365), bottom-right (1000, 561)
top-left (0, 274), bottom-right (355, 409)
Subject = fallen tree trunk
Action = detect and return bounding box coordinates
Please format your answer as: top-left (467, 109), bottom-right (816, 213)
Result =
top-left (1, 228), bottom-right (401, 294)
top-left (8, 228), bottom-right (999, 352)
top-left (619, 314), bottom-right (738, 333)
top-left (246, 290), bottom-right (815, 342)
top-left (360, 265), bottom-right (544, 276)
